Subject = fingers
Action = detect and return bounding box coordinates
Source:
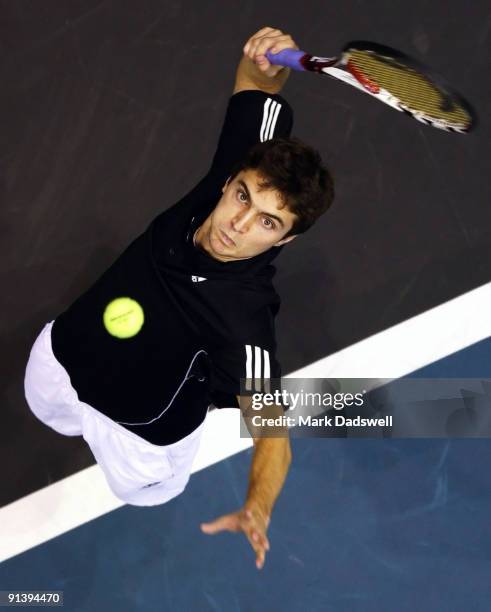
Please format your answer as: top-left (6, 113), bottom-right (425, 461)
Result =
top-left (241, 508), bottom-right (271, 570)
top-left (249, 531), bottom-right (269, 569)
top-left (201, 508), bottom-right (271, 570)
top-left (200, 513), bottom-right (239, 534)
top-left (243, 27), bottom-right (277, 55)
top-left (243, 27), bottom-right (299, 69)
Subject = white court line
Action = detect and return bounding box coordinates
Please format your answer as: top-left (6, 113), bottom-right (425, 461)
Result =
top-left (1, 281), bottom-right (491, 563)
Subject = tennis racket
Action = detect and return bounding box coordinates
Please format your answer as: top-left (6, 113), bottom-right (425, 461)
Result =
top-left (266, 41), bottom-right (475, 133)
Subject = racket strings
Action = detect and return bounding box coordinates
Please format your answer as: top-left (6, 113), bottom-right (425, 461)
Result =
top-left (347, 49), bottom-right (471, 126)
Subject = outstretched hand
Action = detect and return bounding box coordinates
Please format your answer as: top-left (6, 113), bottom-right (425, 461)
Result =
top-left (201, 506), bottom-right (271, 570)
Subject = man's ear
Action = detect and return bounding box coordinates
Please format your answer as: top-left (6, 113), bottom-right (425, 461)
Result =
top-left (274, 234), bottom-right (298, 247)
top-left (222, 176), bottom-right (231, 194)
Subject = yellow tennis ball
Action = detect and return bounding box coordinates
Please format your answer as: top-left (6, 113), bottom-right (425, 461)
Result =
top-left (103, 297), bottom-right (144, 339)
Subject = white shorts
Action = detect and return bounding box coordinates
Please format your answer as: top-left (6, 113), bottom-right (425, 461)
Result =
top-left (24, 320), bottom-right (206, 507)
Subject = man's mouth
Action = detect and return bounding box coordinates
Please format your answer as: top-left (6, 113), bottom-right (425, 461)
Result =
top-left (219, 229), bottom-right (235, 247)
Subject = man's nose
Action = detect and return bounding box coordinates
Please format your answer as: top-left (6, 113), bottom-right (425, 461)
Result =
top-left (231, 210), bottom-right (254, 233)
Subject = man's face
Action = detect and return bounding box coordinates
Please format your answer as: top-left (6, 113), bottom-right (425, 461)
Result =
top-left (198, 169), bottom-right (298, 262)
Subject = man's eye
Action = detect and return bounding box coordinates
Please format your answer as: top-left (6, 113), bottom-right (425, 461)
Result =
top-left (237, 190), bottom-right (248, 203)
top-left (262, 217), bottom-right (275, 230)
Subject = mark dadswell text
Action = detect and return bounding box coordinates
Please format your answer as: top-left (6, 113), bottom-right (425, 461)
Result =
top-left (251, 414), bottom-right (393, 427)
top-left (299, 415), bottom-right (393, 427)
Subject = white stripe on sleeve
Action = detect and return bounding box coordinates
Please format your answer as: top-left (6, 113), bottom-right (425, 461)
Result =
top-left (260, 98), bottom-right (273, 142)
top-left (254, 345), bottom-right (262, 381)
top-left (260, 98), bottom-right (282, 142)
top-left (263, 100), bottom-right (277, 142)
top-left (263, 349), bottom-right (271, 393)
top-left (245, 344), bottom-right (253, 391)
top-left (263, 349), bottom-right (270, 378)
top-left (245, 344), bottom-right (273, 393)
top-left (267, 102), bottom-right (281, 140)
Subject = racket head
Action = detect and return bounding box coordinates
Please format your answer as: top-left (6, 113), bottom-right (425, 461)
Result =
top-left (339, 40), bottom-right (476, 133)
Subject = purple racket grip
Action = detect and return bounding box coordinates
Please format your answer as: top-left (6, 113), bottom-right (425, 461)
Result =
top-left (265, 48), bottom-right (307, 71)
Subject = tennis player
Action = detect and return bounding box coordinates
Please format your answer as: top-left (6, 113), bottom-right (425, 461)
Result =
top-left (24, 27), bottom-right (334, 569)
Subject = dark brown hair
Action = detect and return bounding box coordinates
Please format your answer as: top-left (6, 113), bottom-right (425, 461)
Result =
top-left (228, 137), bottom-right (334, 236)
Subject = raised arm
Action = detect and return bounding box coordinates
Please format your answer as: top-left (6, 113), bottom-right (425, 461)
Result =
top-left (233, 27), bottom-right (299, 95)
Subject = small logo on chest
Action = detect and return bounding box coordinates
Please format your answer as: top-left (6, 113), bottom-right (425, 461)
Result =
top-left (191, 275), bottom-right (207, 283)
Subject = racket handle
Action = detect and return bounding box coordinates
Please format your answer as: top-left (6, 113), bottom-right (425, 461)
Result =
top-left (265, 48), bottom-right (307, 71)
